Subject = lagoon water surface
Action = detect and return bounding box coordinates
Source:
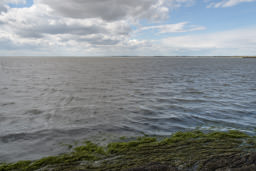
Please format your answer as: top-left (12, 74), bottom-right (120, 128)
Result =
top-left (0, 57), bottom-right (256, 162)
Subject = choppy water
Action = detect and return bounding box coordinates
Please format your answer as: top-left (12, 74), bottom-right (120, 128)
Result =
top-left (0, 57), bottom-right (256, 162)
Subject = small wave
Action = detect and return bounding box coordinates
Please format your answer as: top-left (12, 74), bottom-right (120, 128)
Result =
top-left (174, 98), bottom-right (206, 103)
top-left (139, 115), bottom-right (184, 123)
top-left (191, 114), bottom-right (251, 129)
top-left (119, 122), bottom-right (187, 136)
top-left (0, 128), bottom-right (85, 143)
top-left (154, 97), bottom-right (175, 104)
top-left (182, 88), bottom-right (204, 94)
top-left (24, 109), bottom-right (43, 115)
top-left (0, 102), bottom-right (15, 106)
top-left (136, 106), bottom-right (157, 116)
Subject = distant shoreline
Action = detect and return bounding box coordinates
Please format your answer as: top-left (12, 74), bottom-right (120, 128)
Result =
top-left (0, 56), bottom-right (255, 58)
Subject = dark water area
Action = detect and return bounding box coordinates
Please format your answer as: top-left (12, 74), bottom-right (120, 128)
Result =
top-left (0, 57), bottom-right (256, 162)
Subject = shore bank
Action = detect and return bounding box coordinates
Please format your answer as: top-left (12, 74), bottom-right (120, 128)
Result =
top-left (0, 130), bottom-right (256, 171)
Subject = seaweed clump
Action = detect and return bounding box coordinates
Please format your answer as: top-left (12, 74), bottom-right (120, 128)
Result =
top-left (0, 130), bottom-right (256, 171)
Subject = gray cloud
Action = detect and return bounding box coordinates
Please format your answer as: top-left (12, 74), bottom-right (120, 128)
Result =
top-left (0, 6), bottom-right (7, 13)
top-left (1, 0), bottom-right (218, 56)
top-left (0, 0), bottom-right (190, 48)
top-left (77, 36), bottom-right (121, 46)
top-left (0, 3), bottom-right (131, 43)
top-left (37, 0), bottom-right (168, 21)
top-left (16, 23), bottom-right (109, 38)
top-left (0, 1), bottom-right (8, 13)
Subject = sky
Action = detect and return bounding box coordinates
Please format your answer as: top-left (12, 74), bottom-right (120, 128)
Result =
top-left (0, 0), bottom-right (256, 56)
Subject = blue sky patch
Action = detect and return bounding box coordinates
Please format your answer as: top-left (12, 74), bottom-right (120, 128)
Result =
top-left (8, 0), bottom-right (33, 8)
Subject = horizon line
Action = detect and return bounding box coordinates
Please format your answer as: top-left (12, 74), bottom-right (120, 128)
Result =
top-left (0, 56), bottom-right (255, 58)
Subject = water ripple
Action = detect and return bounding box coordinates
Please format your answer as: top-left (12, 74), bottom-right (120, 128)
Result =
top-left (0, 57), bottom-right (256, 162)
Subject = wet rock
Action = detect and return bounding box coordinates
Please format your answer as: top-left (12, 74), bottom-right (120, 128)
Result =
top-left (126, 163), bottom-right (179, 171)
top-left (202, 153), bottom-right (256, 171)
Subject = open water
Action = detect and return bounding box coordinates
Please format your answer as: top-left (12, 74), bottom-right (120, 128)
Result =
top-left (0, 57), bottom-right (256, 162)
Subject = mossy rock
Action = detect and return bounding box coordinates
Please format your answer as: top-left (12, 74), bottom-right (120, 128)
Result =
top-left (0, 130), bottom-right (255, 171)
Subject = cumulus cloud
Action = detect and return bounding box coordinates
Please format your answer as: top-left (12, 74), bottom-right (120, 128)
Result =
top-left (207, 0), bottom-right (256, 8)
top-left (0, 3), bottom-right (132, 47)
top-left (1, 0), bottom-right (254, 56)
top-left (35, 0), bottom-right (169, 21)
top-left (0, 0), bottom-right (197, 54)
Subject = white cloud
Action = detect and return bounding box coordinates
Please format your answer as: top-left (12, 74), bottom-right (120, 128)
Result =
top-left (207, 0), bottom-right (256, 8)
top-left (137, 22), bottom-right (206, 33)
top-left (0, 0), bottom-right (255, 56)
top-left (0, 0), bottom-right (196, 55)
top-left (156, 27), bottom-right (256, 55)
top-left (0, 4), bottom-right (132, 47)
top-left (94, 28), bottom-right (256, 56)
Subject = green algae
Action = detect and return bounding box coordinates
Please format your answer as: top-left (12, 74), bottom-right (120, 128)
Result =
top-left (0, 130), bottom-right (255, 171)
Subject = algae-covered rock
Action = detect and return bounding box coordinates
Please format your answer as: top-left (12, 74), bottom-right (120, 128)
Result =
top-left (0, 130), bottom-right (255, 171)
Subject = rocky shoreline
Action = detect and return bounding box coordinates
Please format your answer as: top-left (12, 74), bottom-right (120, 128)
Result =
top-left (0, 130), bottom-right (256, 171)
